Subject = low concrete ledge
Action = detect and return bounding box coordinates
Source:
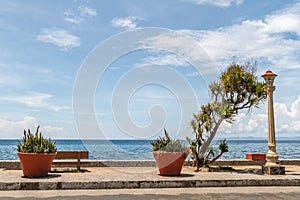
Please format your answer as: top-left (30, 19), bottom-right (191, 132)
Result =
top-left (207, 160), bottom-right (300, 166)
top-left (1, 160), bottom-right (300, 170)
top-left (78, 160), bottom-right (157, 168)
top-left (278, 160), bottom-right (300, 165)
top-left (0, 161), bottom-right (21, 170)
top-left (212, 160), bottom-right (266, 166)
top-left (0, 179), bottom-right (300, 190)
top-left (0, 160), bottom-right (158, 170)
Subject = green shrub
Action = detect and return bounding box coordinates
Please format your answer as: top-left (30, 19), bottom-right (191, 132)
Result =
top-left (17, 126), bottom-right (57, 153)
top-left (151, 129), bottom-right (187, 152)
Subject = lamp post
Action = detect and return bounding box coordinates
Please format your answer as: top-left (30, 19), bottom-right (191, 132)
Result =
top-left (261, 70), bottom-right (285, 175)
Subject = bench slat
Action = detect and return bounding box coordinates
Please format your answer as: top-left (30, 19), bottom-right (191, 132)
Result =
top-left (55, 151), bottom-right (89, 159)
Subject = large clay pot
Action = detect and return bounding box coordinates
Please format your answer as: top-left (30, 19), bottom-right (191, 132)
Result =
top-left (153, 151), bottom-right (187, 176)
top-left (17, 152), bottom-right (57, 177)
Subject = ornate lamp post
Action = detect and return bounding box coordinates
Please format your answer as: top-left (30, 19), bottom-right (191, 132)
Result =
top-left (261, 70), bottom-right (285, 175)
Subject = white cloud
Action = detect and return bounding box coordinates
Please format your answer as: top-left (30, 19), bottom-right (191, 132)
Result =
top-left (0, 116), bottom-right (64, 139)
top-left (63, 6), bottom-right (97, 24)
top-left (0, 116), bottom-right (38, 138)
top-left (42, 125), bottom-right (64, 134)
top-left (219, 95), bottom-right (300, 138)
top-left (64, 17), bottom-right (82, 25)
top-left (291, 95), bottom-right (300, 118)
top-left (36, 28), bottom-right (80, 51)
top-left (138, 30), bottom-right (217, 77)
top-left (111, 16), bottom-right (142, 30)
top-left (0, 92), bottom-right (67, 112)
top-left (245, 114), bottom-right (268, 132)
top-left (274, 95), bottom-right (300, 132)
top-left (186, 0), bottom-right (244, 8)
top-left (263, 4), bottom-right (300, 35)
top-left (179, 2), bottom-right (300, 71)
top-left (138, 54), bottom-right (189, 67)
top-left (79, 6), bottom-right (97, 17)
top-left (264, 14), bottom-right (300, 35)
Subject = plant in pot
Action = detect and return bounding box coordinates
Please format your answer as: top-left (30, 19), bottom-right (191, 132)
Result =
top-left (17, 125), bottom-right (57, 177)
top-left (151, 129), bottom-right (189, 176)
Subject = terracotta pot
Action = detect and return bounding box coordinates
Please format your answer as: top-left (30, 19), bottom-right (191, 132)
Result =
top-left (17, 152), bottom-right (57, 177)
top-left (153, 151), bottom-right (187, 176)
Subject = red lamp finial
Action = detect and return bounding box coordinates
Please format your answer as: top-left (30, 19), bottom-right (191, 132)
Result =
top-left (262, 69), bottom-right (277, 77)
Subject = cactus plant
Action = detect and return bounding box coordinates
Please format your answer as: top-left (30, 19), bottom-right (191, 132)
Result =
top-left (151, 129), bottom-right (187, 153)
top-left (17, 126), bottom-right (57, 154)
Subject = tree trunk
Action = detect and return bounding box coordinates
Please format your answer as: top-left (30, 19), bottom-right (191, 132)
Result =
top-left (200, 119), bottom-right (223, 155)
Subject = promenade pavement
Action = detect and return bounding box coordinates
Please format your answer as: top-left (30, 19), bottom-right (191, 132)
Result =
top-left (0, 165), bottom-right (300, 190)
top-left (1, 187), bottom-right (300, 199)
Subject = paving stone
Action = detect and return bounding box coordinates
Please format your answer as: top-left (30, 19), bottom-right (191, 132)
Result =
top-left (0, 166), bottom-right (299, 190)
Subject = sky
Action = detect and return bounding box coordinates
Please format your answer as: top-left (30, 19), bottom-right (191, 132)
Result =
top-left (0, 0), bottom-right (300, 140)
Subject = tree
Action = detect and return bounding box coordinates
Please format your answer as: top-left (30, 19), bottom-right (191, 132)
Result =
top-left (188, 62), bottom-right (266, 171)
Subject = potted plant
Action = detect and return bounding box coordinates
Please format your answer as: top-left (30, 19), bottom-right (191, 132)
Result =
top-left (151, 129), bottom-right (189, 176)
top-left (17, 125), bottom-right (57, 177)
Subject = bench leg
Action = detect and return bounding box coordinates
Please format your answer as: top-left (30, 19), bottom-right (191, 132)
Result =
top-left (77, 154), bottom-right (80, 170)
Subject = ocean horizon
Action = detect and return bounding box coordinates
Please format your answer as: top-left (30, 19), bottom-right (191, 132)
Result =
top-left (1, 139), bottom-right (299, 160)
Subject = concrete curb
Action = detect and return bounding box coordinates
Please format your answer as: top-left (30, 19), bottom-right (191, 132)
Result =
top-left (0, 178), bottom-right (300, 190)
top-left (1, 160), bottom-right (300, 170)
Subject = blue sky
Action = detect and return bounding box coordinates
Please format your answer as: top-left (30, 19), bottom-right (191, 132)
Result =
top-left (0, 0), bottom-right (300, 140)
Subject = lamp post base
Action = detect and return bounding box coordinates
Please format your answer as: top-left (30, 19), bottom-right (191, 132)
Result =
top-left (262, 165), bottom-right (285, 175)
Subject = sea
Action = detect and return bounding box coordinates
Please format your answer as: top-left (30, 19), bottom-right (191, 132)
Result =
top-left (0, 139), bottom-right (299, 160)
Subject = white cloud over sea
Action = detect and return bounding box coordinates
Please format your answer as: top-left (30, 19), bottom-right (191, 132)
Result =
top-left (219, 95), bottom-right (300, 138)
top-left (0, 116), bottom-right (64, 139)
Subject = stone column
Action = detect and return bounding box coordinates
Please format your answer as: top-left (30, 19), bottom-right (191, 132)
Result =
top-left (261, 70), bottom-right (285, 175)
top-left (265, 84), bottom-right (279, 165)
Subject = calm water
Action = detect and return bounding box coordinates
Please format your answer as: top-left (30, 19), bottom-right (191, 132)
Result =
top-left (0, 139), bottom-right (299, 160)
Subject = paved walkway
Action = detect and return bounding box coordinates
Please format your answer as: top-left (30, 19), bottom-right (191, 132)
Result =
top-left (1, 187), bottom-right (300, 200)
top-left (0, 165), bottom-right (300, 190)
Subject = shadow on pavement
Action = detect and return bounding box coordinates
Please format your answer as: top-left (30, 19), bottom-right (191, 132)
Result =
top-left (21, 174), bottom-right (61, 179)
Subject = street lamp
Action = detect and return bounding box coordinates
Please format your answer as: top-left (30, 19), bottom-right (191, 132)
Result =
top-left (261, 69), bottom-right (285, 175)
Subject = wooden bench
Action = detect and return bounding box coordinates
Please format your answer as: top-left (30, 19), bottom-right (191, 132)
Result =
top-left (53, 151), bottom-right (89, 170)
top-left (246, 153), bottom-right (266, 161)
